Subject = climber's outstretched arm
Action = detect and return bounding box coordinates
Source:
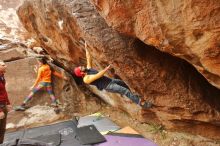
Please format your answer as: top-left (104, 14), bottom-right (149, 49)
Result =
top-left (83, 65), bottom-right (111, 84)
top-left (53, 71), bottom-right (68, 80)
top-left (85, 42), bottom-right (92, 69)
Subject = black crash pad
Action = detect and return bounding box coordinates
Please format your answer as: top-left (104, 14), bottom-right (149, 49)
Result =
top-left (76, 125), bottom-right (106, 145)
top-left (0, 138), bottom-right (50, 146)
top-left (4, 119), bottom-right (92, 146)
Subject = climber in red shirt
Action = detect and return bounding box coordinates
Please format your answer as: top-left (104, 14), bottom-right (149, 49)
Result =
top-left (0, 60), bottom-right (12, 144)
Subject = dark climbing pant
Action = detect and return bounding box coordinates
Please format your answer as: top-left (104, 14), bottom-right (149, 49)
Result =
top-left (105, 79), bottom-right (140, 104)
top-left (111, 79), bottom-right (130, 89)
top-left (0, 105), bottom-right (7, 144)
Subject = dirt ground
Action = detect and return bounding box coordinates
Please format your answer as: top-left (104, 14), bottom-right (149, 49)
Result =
top-left (98, 106), bottom-right (220, 146)
top-left (82, 90), bottom-right (220, 146)
top-left (6, 98), bottom-right (220, 146)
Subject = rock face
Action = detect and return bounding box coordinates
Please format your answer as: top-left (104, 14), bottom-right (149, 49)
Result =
top-left (17, 0), bottom-right (220, 139)
top-left (90, 0), bottom-right (220, 90)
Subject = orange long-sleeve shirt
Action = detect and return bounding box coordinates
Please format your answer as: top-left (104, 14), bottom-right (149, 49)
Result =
top-left (33, 64), bottom-right (64, 87)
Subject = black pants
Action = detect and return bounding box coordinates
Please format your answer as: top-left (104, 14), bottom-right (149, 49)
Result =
top-left (105, 79), bottom-right (140, 104)
top-left (0, 105), bottom-right (7, 144)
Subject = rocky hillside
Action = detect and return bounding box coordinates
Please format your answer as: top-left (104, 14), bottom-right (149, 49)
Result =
top-left (16, 0), bottom-right (220, 139)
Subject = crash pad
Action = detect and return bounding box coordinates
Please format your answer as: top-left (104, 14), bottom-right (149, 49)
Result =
top-left (115, 126), bottom-right (139, 135)
top-left (76, 125), bottom-right (106, 145)
top-left (94, 134), bottom-right (158, 146)
top-left (4, 119), bottom-right (92, 146)
top-left (77, 115), bottom-right (120, 134)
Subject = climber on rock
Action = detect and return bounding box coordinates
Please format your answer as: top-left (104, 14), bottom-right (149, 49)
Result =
top-left (73, 42), bottom-right (152, 109)
top-left (15, 57), bottom-right (67, 111)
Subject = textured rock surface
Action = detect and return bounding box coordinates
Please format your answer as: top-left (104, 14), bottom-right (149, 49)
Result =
top-left (0, 46), bottom-right (26, 61)
top-left (17, 0), bottom-right (220, 139)
top-left (90, 0), bottom-right (220, 89)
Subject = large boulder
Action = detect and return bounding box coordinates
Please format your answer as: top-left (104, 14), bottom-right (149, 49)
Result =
top-left (90, 0), bottom-right (220, 89)
top-left (17, 0), bottom-right (220, 139)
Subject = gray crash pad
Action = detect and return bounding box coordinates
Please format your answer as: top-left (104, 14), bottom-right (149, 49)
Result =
top-left (77, 115), bottom-right (120, 134)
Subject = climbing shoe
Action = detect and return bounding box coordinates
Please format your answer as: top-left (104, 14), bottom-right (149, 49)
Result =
top-left (138, 98), bottom-right (152, 109)
top-left (140, 101), bottom-right (152, 109)
top-left (14, 105), bottom-right (27, 111)
top-left (54, 107), bottom-right (61, 114)
top-left (51, 99), bottom-right (61, 107)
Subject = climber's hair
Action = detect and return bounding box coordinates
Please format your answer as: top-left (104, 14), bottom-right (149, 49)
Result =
top-left (37, 56), bottom-right (47, 65)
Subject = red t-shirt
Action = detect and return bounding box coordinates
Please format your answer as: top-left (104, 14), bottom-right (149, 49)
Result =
top-left (0, 75), bottom-right (10, 106)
